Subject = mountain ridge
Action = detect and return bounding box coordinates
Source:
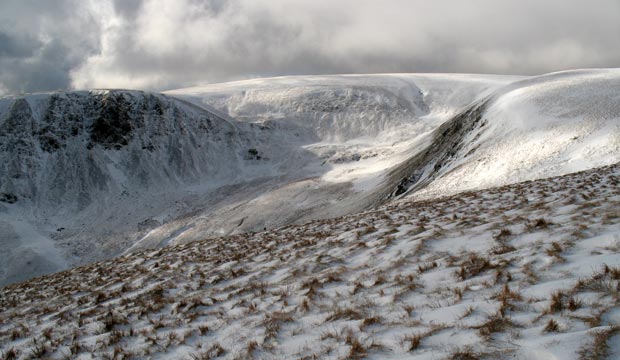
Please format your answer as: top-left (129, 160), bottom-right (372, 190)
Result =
top-left (1, 70), bottom-right (619, 286)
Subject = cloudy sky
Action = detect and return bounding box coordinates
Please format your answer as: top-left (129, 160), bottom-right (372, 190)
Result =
top-left (0, 0), bottom-right (619, 95)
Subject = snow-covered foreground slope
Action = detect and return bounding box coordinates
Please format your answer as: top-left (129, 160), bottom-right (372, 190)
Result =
top-left (393, 69), bottom-right (620, 199)
top-left (2, 162), bottom-right (620, 359)
top-left (0, 74), bottom-right (517, 286)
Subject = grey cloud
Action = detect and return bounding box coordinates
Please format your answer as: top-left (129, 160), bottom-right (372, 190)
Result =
top-left (112, 0), bottom-right (143, 18)
top-left (0, 40), bottom-right (75, 94)
top-left (2, 0), bottom-right (620, 94)
top-left (0, 0), bottom-right (100, 95)
top-left (0, 32), bottom-right (41, 58)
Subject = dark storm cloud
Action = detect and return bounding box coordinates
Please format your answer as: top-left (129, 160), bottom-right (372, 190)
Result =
top-left (1, 0), bottom-right (620, 94)
top-left (0, 40), bottom-right (74, 94)
top-left (0, 32), bottom-right (41, 58)
top-left (0, 0), bottom-right (100, 94)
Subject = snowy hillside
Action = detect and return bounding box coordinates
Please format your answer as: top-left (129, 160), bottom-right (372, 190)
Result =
top-left (2, 69), bottom-right (620, 288)
top-left (2, 161), bottom-right (620, 359)
top-left (0, 90), bottom-right (283, 285)
top-left (159, 74), bottom-right (521, 240)
top-left (166, 74), bottom-right (519, 141)
top-left (2, 68), bottom-right (620, 358)
top-left (0, 74), bottom-right (517, 286)
top-left (390, 69), bottom-right (620, 199)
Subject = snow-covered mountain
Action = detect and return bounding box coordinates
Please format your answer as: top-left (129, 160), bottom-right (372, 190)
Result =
top-left (0, 90), bottom-right (258, 284)
top-left (1, 69), bottom-right (620, 287)
top-left (0, 74), bottom-right (517, 286)
top-left (2, 69), bottom-right (620, 359)
top-left (390, 69), bottom-right (620, 200)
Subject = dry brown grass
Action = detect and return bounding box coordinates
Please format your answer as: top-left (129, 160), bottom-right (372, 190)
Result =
top-left (547, 291), bottom-right (565, 313)
top-left (263, 311), bottom-right (293, 339)
top-left (345, 332), bottom-right (367, 359)
top-left (360, 315), bottom-right (382, 330)
top-left (190, 343), bottom-right (225, 360)
top-left (493, 228), bottom-right (512, 242)
top-left (417, 261), bottom-right (438, 273)
top-left (543, 318), bottom-right (560, 333)
top-left (545, 242), bottom-right (565, 262)
top-left (578, 325), bottom-right (620, 360)
top-left (448, 346), bottom-right (484, 360)
top-left (574, 265), bottom-right (620, 297)
top-left (401, 332), bottom-right (428, 352)
top-left (490, 244), bottom-right (516, 255)
top-left (475, 312), bottom-right (513, 337)
top-left (1, 348), bottom-right (18, 360)
top-left (456, 253), bottom-right (496, 280)
top-left (528, 218), bottom-right (551, 230)
top-left (325, 307), bottom-right (365, 322)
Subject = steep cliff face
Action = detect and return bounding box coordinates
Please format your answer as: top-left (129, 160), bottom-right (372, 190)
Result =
top-left (0, 90), bottom-right (257, 284)
top-left (0, 91), bottom-right (243, 212)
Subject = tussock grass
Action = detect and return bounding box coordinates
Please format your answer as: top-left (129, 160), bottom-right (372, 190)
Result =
top-left (578, 325), bottom-right (620, 360)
